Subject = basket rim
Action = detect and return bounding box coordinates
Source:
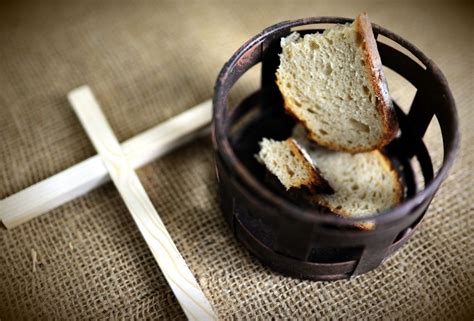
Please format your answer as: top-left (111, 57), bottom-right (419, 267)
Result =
top-left (212, 16), bottom-right (460, 228)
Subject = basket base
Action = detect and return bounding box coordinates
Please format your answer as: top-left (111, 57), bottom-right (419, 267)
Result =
top-left (226, 204), bottom-right (418, 281)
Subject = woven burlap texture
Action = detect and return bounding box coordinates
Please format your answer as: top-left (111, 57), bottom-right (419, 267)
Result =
top-left (1, 1), bottom-right (472, 319)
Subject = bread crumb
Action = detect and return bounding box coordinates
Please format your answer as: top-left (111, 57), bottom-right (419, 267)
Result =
top-left (68, 242), bottom-right (74, 250)
top-left (31, 248), bottom-right (37, 273)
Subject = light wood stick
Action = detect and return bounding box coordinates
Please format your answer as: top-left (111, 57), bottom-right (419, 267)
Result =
top-left (1, 97), bottom-right (211, 229)
top-left (67, 86), bottom-right (216, 321)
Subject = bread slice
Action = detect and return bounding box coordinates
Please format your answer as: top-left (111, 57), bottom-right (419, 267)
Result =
top-left (256, 137), bottom-right (333, 194)
top-left (293, 125), bottom-right (402, 229)
top-left (276, 13), bottom-right (398, 153)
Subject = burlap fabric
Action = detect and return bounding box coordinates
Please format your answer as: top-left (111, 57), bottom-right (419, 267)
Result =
top-left (1, 0), bottom-right (472, 319)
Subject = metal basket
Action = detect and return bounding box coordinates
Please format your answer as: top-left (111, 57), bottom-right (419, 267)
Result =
top-left (212, 17), bottom-right (460, 280)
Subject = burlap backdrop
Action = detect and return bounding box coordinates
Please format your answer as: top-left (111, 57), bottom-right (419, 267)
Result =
top-left (0, 0), bottom-right (472, 319)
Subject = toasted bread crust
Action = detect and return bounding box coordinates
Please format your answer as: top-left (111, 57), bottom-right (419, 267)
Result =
top-left (286, 138), bottom-right (334, 194)
top-left (355, 13), bottom-right (399, 148)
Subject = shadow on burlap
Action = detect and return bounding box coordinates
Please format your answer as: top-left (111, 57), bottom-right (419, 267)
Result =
top-left (0, 0), bottom-right (473, 319)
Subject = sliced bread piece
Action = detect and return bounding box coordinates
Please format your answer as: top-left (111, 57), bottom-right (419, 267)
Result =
top-left (256, 137), bottom-right (333, 194)
top-left (293, 125), bottom-right (402, 229)
top-left (276, 13), bottom-right (398, 153)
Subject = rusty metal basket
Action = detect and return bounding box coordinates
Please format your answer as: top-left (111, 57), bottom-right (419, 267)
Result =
top-left (212, 17), bottom-right (460, 280)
